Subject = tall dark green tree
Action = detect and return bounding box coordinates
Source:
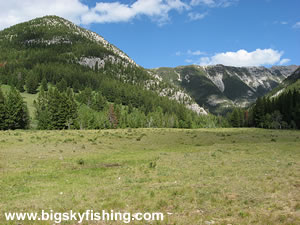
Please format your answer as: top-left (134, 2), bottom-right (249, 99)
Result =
top-left (91, 91), bottom-right (107, 112)
top-left (56, 78), bottom-right (67, 92)
top-left (0, 88), bottom-right (6, 129)
top-left (26, 71), bottom-right (38, 94)
top-left (41, 77), bottom-right (48, 91)
top-left (35, 88), bottom-right (77, 129)
top-left (5, 87), bottom-right (29, 129)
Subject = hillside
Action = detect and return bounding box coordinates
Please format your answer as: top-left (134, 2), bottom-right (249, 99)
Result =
top-left (0, 16), bottom-right (206, 115)
top-left (151, 65), bottom-right (298, 114)
top-left (269, 67), bottom-right (300, 98)
top-left (0, 16), bottom-right (217, 130)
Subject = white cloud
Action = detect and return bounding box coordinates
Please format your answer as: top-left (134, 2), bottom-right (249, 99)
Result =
top-left (191, 0), bottom-right (215, 6)
top-left (199, 49), bottom-right (285, 67)
top-left (187, 49), bottom-right (206, 55)
top-left (185, 59), bottom-right (194, 63)
top-left (190, 0), bottom-right (238, 7)
top-left (0, 0), bottom-right (89, 30)
top-left (188, 12), bottom-right (207, 20)
top-left (82, 0), bottom-right (190, 25)
top-left (0, 0), bottom-right (190, 30)
top-left (175, 51), bottom-right (182, 56)
top-left (293, 22), bottom-right (300, 29)
top-left (279, 58), bottom-right (290, 65)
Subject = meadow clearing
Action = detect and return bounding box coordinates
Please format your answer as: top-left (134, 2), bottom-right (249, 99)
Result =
top-left (0, 128), bottom-right (299, 224)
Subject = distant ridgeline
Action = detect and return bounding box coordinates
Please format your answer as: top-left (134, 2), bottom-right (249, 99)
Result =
top-left (226, 67), bottom-right (300, 129)
top-left (0, 16), bottom-right (298, 130)
top-left (0, 16), bottom-right (221, 130)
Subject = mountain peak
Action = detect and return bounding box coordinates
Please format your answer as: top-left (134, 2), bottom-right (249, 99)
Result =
top-left (1, 15), bottom-right (137, 66)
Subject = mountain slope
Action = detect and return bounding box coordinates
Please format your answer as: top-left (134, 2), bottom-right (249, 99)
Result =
top-left (0, 15), bottom-right (207, 116)
top-left (269, 67), bottom-right (300, 98)
top-left (151, 65), bottom-right (298, 114)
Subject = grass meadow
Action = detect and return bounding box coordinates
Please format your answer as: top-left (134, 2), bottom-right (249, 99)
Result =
top-left (0, 128), bottom-right (300, 224)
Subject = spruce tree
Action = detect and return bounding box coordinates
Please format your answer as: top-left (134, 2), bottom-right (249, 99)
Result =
top-left (0, 88), bottom-right (6, 129)
top-left (56, 78), bottom-right (67, 92)
top-left (5, 87), bottom-right (29, 129)
top-left (72, 80), bottom-right (80, 93)
top-left (35, 88), bottom-right (77, 129)
top-left (92, 92), bottom-right (107, 112)
top-left (26, 72), bottom-right (38, 94)
top-left (41, 77), bottom-right (48, 91)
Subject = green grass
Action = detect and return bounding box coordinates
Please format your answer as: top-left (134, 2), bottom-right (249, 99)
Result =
top-left (0, 128), bottom-right (300, 224)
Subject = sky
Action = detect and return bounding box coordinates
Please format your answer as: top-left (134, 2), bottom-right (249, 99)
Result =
top-left (0, 0), bottom-right (299, 69)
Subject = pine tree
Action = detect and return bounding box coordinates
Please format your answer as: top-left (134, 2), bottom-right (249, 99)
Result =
top-left (16, 78), bottom-right (25, 92)
top-left (41, 77), bottom-right (48, 91)
top-left (26, 72), bottom-right (38, 94)
top-left (73, 80), bottom-right (80, 93)
top-left (56, 78), bottom-right (67, 92)
top-left (5, 87), bottom-right (29, 129)
top-left (91, 92), bottom-right (107, 112)
top-left (34, 89), bottom-right (50, 129)
top-left (0, 88), bottom-right (6, 129)
top-left (35, 88), bottom-right (77, 130)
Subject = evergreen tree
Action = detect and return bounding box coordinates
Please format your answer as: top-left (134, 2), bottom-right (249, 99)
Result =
top-left (56, 78), bottom-right (67, 92)
top-left (16, 78), bottom-right (25, 92)
top-left (26, 71), bottom-right (38, 94)
top-left (35, 88), bottom-right (77, 130)
top-left (41, 77), bottom-right (48, 91)
top-left (91, 92), bottom-right (107, 112)
top-left (5, 87), bottom-right (29, 129)
top-left (0, 88), bottom-right (6, 129)
top-left (73, 80), bottom-right (80, 93)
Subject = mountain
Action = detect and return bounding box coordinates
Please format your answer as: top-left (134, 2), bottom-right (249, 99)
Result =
top-left (268, 67), bottom-right (300, 98)
top-left (151, 64), bottom-right (298, 114)
top-left (0, 15), bottom-right (207, 117)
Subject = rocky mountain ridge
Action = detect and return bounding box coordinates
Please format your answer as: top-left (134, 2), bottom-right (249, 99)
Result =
top-left (151, 64), bottom-right (298, 114)
top-left (0, 15), bottom-right (207, 115)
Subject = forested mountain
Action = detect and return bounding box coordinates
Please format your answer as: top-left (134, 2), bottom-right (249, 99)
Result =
top-left (0, 16), bottom-right (218, 130)
top-left (226, 67), bottom-right (300, 129)
top-left (151, 65), bottom-right (298, 114)
top-left (268, 67), bottom-right (300, 98)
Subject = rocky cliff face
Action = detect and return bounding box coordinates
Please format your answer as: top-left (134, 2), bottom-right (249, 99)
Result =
top-left (151, 65), bottom-right (299, 114)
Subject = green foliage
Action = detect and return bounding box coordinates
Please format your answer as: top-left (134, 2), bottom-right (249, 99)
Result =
top-left (0, 88), bottom-right (6, 129)
top-left (0, 87), bottom-right (29, 130)
top-left (0, 15), bottom-right (224, 130)
top-left (227, 107), bottom-right (246, 127)
top-left (34, 88), bottom-right (78, 129)
top-left (26, 71), bottom-right (38, 94)
top-left (56, 78), bottom-right (67, 92)
top-left (250, 90), bottom-right (300, 129)
top-left (41, 77), bottom-right (48, 91)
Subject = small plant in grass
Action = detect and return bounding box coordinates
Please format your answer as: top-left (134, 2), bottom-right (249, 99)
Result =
top-left (149, 161), bottom-right (157, 169)
top-left (149, 191), bottom-right (155, 198)
top-left (77, 159), bottom-right (85, 165)
top-left (136, 136), bottom-right (142, 141)
top-left (271, 138), bottom-right (277, 142)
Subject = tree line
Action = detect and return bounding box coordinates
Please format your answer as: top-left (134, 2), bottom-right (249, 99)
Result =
top-left (0, 87), bottom-right (29, 130)
top-left (227, 89), bottom-right (300, 129)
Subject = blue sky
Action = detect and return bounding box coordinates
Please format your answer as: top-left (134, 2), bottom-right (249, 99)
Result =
top-left (0, 0), bottom-right (299, 68)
